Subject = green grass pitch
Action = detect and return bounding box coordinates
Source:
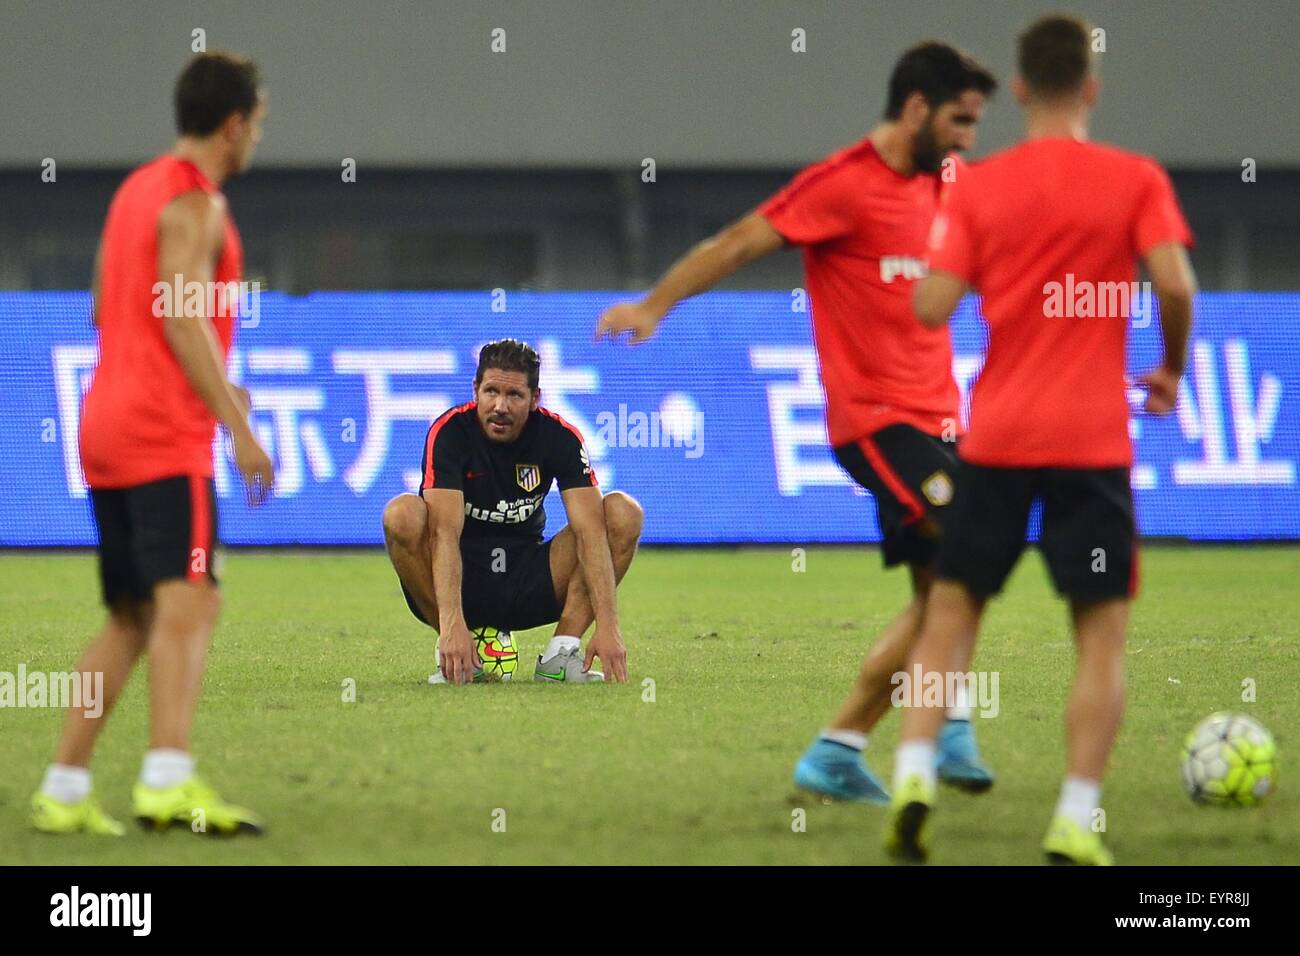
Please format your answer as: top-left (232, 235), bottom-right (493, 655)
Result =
top-left (1, 546), bottom-right (1296, 865)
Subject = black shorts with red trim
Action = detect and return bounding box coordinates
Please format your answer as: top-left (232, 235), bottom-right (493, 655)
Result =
top-left (833, 424), bottom-right (960, 568)
top-left (399, 531), bottom-right (562, 633)
top-left (936, 463), bottom-right (1138, 601)
top-left (89, 475), bottom-right (218, 606)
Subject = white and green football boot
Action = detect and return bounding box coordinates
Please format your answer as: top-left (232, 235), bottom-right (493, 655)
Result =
top-left (534, 642), bottom-right (604, 683)
top-left (428, 644), bottom-right (488, 685)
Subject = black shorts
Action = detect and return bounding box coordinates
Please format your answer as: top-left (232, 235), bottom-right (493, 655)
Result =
top-left (89, 475), bottom-right (219, 606)
top-left (400, 536), bottom-right (562, 632)
top-left (834, 425), bottom-right (960, 568)
top-left (937, 464), bottom-right (1138, 601)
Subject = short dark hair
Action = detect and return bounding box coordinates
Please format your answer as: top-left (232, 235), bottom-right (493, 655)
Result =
top-left (475, 339), bottom-right (540, 391)
top-left (884, 41), bottom-right (997, 119)
top-left (175, 52), bottom-right (261, 136)
top-left (1018, 15), bottom-right (1092, 97)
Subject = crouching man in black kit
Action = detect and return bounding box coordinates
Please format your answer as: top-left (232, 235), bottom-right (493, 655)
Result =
top-left (383, 339), bottom-right (641, 684)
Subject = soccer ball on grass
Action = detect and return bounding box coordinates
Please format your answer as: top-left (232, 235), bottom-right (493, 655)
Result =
top-left (1180, 712), bottom-right (1277, 806)
top-left (473, 627), bottom-right (519, 682)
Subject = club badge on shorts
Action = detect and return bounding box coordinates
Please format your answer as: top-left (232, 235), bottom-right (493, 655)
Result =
top-left (516, 464), bottom-right (541, 492)
top-left (922, 469), bottom-right (954, 507)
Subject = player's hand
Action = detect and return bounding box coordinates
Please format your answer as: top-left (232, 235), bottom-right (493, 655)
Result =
top-left (232, 427), bottom-right (275, 506)
top-left (1138, 365), bottom-right (1182, 414)
top-left (585, 624), bottom-right (628, 682)
top-left (439, 622), bottom-right (481, 685)
top-left (596, 301), bottom-right (663, 345)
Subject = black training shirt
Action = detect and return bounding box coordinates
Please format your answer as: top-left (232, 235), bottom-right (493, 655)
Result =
top-left (419, 402), bottom-right (596, 544)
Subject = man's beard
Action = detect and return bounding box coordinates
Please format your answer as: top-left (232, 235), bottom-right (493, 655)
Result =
top-left (912, 122), bottom-right (946, 173)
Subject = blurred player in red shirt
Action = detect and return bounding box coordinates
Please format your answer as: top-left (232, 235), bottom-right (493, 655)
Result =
top-left (598, 43), bottom-right (998, 803)
top-left (31, 53), bottom-right (275, 837)
top-left (887, 15), bottom-right (1195, 865)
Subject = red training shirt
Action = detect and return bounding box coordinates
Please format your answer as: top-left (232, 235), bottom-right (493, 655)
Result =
top-left (759, 137), bottom-right (961, 447)
top-left (80, 155), bottom-right (244, 488)
top-left (928, 137), bottom-right (1192, 468)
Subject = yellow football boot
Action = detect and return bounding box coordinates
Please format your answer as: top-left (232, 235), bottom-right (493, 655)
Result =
top-left (884, 773), bottom-right (935, 862)
top-left (30, 791), bottom-right (125, 836)
top-left (132, 776), bottom-right (265, 836)
top-left (1042, 814), bottom-right (1114, 866)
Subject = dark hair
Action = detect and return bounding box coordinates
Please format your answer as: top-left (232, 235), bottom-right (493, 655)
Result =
top-left (1018, 15), bottom-right (1092, 97)
top-left (475, 339), bottom-right (540, 390)
top-left (884, 41), bottom-right (997, 119)
top-left (175, 52), bottom-right (261, 136)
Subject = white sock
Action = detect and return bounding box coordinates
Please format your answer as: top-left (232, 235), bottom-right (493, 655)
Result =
top-left (41, 764), bottom-right (91, 804)
top-left (894, 740), bottom-right (937, 792)
top-left (819, 729), bottom-right (867, 752)
top-left (542, 635), bottom-right (581, 659)
top-left (1055, 775), bottom-right (1101, 831)
top-left (140, 749), bottom-right (195, 789)
top-left (946, 681), bottom-right (972, 721)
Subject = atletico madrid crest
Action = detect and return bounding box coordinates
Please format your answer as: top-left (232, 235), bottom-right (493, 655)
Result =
top-left (516, 464), bottom-right (541, 492)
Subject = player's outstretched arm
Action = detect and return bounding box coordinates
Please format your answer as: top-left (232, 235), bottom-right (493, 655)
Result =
top-left (157, 190), bottom-right (274, 503)
top-left (913, 270), bottom-right (968, 329)
top-left (423, 488), bottom-right (480, 684)
top-left (1139, 241), bottom-right (1197, 413)
top-left (561, 486), bottom-right (628, 682)
top-left (596, 212), bottom-right (784, 344)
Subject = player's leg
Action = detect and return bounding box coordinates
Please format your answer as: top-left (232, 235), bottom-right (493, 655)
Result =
top-left (127, 476), bottom-right (262, 835)
top-left (794, 428), bottom-right (989, 802)
top-left (885, 580), bottom-right (989, 859)
top-left (145, 578), bottom-right (221, 753)
top-left (382, 492), bottom-right (441, 628)
top-left (549, 490), bottom-right (643, 635)
top-left (811, 559), bottom-right (993, 794)
top-left (31, 601), bottom-right (151, 835)
top-left (52, 599), bottom-right (152, 766)
top-left (825, 562), bottom-right (931, 735)
top-left (1065, 599), bottom-right (1129, 782)
top-left (1040, 596), bottom-right (1128, 866)
top-left (895, 581), bottom-right (989, 776)
top-left (31, 488), bottom-right (149, 835)
top-left (794, 563), bottom-right (929, 804)
top-left (885, 464), bottom-right (1032, 860)
top-left (532, 490), bottom-right (643, 682)
top-left (1038, 467), bottom-right (1134, 865)
top-left (933, 588), bottom-right (995, 791)
top-left (385, 493), bottom-right (509, 684)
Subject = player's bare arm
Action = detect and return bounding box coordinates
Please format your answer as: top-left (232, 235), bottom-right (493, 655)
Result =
top-left (561, 485), bottom-right (628, 682)
top-left (596, 212), bottom-right (784, 343)
top-left (423, 486), bottom-right (481, 685)
top-left (157, 190), bottom-right (274, 502)
top-left (913, 270), bottom-right (968, 328)
top-left (1140, 241), bottom-right (1197, 413)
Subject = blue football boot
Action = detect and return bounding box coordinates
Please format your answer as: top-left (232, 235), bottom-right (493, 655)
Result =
top-left (793, 737), bottom-right (891, 805)
top-left (936, 718), bottom-right (995, 793)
